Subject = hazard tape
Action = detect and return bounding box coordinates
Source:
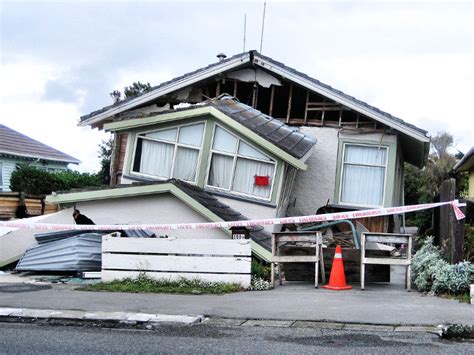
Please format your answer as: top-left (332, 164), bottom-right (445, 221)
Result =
top-left (0, 200), bottom-right (466, 232)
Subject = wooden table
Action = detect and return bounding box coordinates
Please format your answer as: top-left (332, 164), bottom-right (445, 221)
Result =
top-left (360, 232), bottom-right (413, 291)
top-left (271, 231), bottom-right (325, 288)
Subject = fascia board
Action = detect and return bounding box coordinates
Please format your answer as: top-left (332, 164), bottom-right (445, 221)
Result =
top-left (254, 56), bottom-right (430, 144)
top-left (0, 151), bottom-right (80, 164)
top-left (46, 183), bottom-right (175, 204)
top-left (104, 106), bottom-right (307, 170)
top-left (104, 106), bottom-right (212, 132)
top-left (79, 54), bottom-right (251, 127)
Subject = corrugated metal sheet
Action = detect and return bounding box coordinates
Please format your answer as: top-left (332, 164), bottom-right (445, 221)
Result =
top-left (16, 233), bottom-right (103, 272)
top-left (35, 230), bottom-right (114, 244)
top-left (121, 229), bottom-right (156, 238)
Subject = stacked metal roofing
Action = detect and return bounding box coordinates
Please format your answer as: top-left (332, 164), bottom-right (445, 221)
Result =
top-left (16, 233), bottom-right (103, 272)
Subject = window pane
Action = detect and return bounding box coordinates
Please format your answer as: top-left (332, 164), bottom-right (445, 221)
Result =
top-left (208, 154), bottom-right (233, 189)
top-left (238, 141), bottom-right (271, 161)
top-left (341, 165), bottom-right (385, 206)
top-left (233, 158), bottom-right (274, 198)
top-left (144, 128), bottom-right (177, 142)
top-left (344, 145), bottom-right (387, 166)
top-left (174, 147), bottom-right (199, 182)
top-left (213, 126), bottom-right (237, 153)
top-left (139, 139), bottom-right (174, 178)
top-left (178, 123), bottom-right (204, 147)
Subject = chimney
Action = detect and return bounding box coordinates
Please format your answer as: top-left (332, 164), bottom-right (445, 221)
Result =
top-left (216, 53), bottom-right (227, 62)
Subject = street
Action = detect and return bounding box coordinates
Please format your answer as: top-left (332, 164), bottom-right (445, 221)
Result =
top-left (0, 322), bottom-right (472, 354)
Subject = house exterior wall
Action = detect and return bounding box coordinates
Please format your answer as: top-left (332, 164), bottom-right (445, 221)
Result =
top-left (288, 128), bottom-right (400, 217)
top-left (75, 193), bottom-right (229, 239)
top-left (469, 171), bottom-right (474, 198)
top-left (287, 127), bottom-right (339, 216)
top-left (0, 156), bottom-right (69, 192)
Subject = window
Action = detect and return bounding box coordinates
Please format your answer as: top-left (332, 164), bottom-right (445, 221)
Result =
top-left (339, 144), bottom-right (387, 206)
top-left (132, 123), bottom-right (205, 182)
top-left (207, 126), bottom-right (275, 199)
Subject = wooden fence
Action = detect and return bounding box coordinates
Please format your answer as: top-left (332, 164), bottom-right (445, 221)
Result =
top-left (0, 192), bottom-right (58, 220)
top-left (101, 234), bottom-right (252, 287)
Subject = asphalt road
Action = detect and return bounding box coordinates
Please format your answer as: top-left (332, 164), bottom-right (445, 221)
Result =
top-left (0, 323), bottom-right (472, 354)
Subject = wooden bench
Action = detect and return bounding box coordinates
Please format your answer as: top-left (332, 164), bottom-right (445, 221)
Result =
top-left (360, 232), bottom-right (413, 291)
top-left (271, 231), bottom-right (325, 288)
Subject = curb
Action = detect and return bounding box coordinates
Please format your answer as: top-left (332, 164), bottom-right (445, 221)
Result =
top-left (1, 307), bottom-right (472, 339)
top-left (0, 307), bottom-right (203, 329)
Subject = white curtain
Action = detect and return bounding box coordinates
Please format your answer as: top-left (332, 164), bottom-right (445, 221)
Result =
top-left (341, 145), bottom-right (386, 206)
top-left (139, 139), bottom-right (174, 178)
top-left (174, 147), bottom-right (199, 182)
top-left (233, 158), bottom-right (274, 198)
top-left (209, 154), bottom-right (233, 189)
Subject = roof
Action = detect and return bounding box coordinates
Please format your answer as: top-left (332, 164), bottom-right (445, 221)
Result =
top-left (453, 147), bottom-right (474, 172)
top-left (0, 124), bottom-right (80, 164)
top-left (46, 179), bottom-right (272, 252)
top-left (79, 50), bottom-right (428, 143)
top-left (109, 96), bottom-right (316, 161)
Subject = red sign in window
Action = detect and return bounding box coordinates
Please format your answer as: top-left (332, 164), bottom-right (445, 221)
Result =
top-left (254, 175), bottom-right (270, 186)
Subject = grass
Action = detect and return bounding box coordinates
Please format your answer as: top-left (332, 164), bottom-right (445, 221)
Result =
top-left (77, 274), bottom-right (243, 295)
top-left (441, 292), bottom-right (471, 304)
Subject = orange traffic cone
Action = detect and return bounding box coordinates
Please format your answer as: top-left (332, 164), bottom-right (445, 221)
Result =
top-left (322, 245), bottom-right (352, 290)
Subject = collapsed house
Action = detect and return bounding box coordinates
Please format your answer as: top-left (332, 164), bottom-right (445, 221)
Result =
top-left (46, 50), bottom-right (429, 262)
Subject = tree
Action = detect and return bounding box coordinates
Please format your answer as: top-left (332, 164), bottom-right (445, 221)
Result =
top-left (110, 81), bottom-right (151, 103)
top-left (404, 132), bottom-right (466, 234)
top-left (97, 137), bottom-right (113, 185)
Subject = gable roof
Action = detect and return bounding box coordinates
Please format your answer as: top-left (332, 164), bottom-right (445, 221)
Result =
top-left (0, 124), bottom-right (80, 164)
top-left (79, 50), bottom-right (428, 142)
top-left (107, 96), bottom-right (316, 165)
top-left (46, 179), bottom-right (272, 254)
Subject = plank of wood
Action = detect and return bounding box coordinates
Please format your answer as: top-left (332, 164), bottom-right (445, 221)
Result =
top-left (269, 85), bottom-right (275, 116)
top-left (286, 84), bottom-right (293, 123)
top-left (101, 270), bottom-right (251, 288)
top-left (272, 255), bottom-right (320, 262)
top-left (102, 235), bottom-right (251, 256)
top-left (102, 254), bottom-right (251, 274)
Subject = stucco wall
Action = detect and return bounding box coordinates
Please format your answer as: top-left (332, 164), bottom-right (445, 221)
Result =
top-left (75, 193), bottom-right (228, 239)
top-left (217, 196), bottom-right (277, 232)
top-left (287, 127), bottom-right (339, 216)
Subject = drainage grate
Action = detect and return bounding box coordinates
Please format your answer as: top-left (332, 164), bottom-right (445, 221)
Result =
top-left (0, 284), bottom-right (52, 293)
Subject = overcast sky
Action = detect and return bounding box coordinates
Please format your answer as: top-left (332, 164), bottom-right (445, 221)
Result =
top-left (1, 0), bottom-right (472, 172)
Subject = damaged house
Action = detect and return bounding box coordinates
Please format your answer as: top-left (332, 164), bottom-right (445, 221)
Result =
top-left (47, 50), bottom-right (430, 261)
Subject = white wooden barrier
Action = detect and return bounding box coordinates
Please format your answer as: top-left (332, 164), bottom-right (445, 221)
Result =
top-left (101, 234), bottom-right (252, 288)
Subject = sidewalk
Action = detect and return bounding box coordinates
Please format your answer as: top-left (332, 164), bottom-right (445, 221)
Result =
top-left (1, 269), bottom-right (472, 328)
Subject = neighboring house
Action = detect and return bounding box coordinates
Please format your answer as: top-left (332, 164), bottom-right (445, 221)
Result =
top-left (0, 124), bottom-right (80, 191)
top-left (53, 50), bottom-right (430, 259)
top-left (453, 147), bottom-right (474, 199)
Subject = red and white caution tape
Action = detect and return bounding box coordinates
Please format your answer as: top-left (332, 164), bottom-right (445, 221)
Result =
top-left (0, 200), bottom-right (466, 232)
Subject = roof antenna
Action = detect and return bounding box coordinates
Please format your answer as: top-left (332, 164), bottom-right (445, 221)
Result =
top-left (259, 0), bottom-right (267, 53)
top-left (243, 13), bottom-right (247, 52)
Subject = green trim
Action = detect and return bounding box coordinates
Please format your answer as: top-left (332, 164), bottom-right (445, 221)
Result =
top-left (334, 137), bottom-right (397, 208)
top-left (104, 106), bottom-right (307, 170)
top-left (251, 240), bottom-right (272, 262)
top-left (0, 254), bottom-right (22, 268)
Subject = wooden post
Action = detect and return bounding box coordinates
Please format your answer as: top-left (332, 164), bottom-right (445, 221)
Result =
top-left (233, 80), bottom-right (237, 97)
top-left (286, 84), bottom-right (293, 123)
top-left (216, 81), bottom-right (221, 97)
top-left (304, 90), bottom-right (309, 125)
top-left (110, 133), bottom-right (121, 186)
top-left (269, 85), bottom-right (274, 116)
top-left (439, 178), bottom-right (464, 263)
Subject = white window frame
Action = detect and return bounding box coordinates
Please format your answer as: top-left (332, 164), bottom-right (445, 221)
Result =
top-left (338, 142), bottom-right (389, 208)
top-left (205, 123), bottom-right (277, 201)
top-left (130, 121), bottom-right (207, 183)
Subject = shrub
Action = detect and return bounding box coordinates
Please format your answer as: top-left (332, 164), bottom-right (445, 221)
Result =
top-left (412, 236), bottom-right (473, 295)
top-left (250, 276), bottom-right (271, 291)
top-left (251, 259), bottom-right (271, 281)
